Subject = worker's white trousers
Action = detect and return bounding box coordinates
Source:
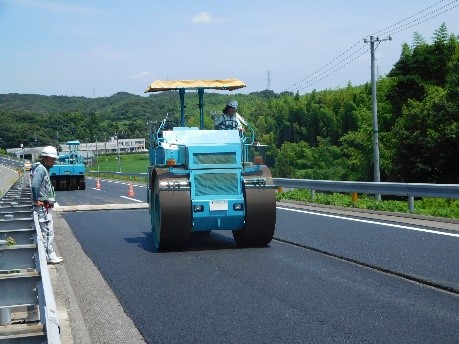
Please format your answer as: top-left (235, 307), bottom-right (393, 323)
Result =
top-left (33, 206), bottom-right (57, 261)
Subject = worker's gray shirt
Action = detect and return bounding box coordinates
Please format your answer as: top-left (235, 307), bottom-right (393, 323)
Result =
top-left (31, 163), bottom-right (55, 202)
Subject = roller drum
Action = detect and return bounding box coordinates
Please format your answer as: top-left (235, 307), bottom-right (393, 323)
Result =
top-left (151, 168), bottom-right (192, 251)
top-left (233, 165), bottom-right (276, 247)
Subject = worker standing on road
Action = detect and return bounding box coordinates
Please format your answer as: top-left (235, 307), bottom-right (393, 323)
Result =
top-left (214, 100), bottom-right (247, 131)
top-left (32, 146), bottom-right (63, 264)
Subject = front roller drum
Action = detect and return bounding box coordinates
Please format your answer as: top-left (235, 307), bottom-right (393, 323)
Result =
top-left (59, 178), bottom-right (67, 191)
top-left (233, 165), bottom-right (276, 247)
top-left (70, 177), bottom-right (77, 190)
top-left (151, 168), bottom-right (191, 251)
top-left (78, 177), bottom-right (86, 190)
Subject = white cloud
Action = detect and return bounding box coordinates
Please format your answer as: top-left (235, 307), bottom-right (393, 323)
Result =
top-left (191, 11), bottom-right (225, 24)
top-left (129, 72), bottom-right (150, 80)
top-left (3, 0), bottom-right (102, 15)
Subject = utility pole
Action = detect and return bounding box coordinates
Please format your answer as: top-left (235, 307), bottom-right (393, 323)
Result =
top-left (267, 70), bottom-right (271, 90)
top-left (20, 143), bottom-right (24, 170)
top-left (95, 136), bottom-right (99, 171)
top-left (86, 138), bottom-right (89, 167)
top-left (115, 133), bottom-right (121, 172)
top-left (364, 35), bottom-right (391, 201)
top-left (55, 131), bottom-right (59, 152)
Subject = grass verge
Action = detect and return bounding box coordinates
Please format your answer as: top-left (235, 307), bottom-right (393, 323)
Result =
top-left (277, 189), bottom-right (459, 220)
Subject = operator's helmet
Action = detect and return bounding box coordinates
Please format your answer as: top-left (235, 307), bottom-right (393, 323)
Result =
top-left (227, 100), bottom-right (238, 110)
top-left (41, 146), bottom-right (59, 159)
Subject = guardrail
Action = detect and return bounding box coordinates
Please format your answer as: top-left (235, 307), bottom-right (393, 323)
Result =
top-left (88, 170), bottom-right (459, 213)
top-left (0, 174), bottom-right (61, 343)
top-left (275, 178), bottom-right (459, 212)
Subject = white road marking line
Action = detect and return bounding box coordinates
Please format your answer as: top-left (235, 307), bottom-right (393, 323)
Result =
top-left (277, 206), bottom-right (459, 238)
top-left (120, 196), bottom-right (143, 203)
top-left (88, 177), bottom-right (145, 187)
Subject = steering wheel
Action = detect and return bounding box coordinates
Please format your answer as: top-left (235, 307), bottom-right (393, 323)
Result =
top-left (217, 120), bottom-right (239, 130)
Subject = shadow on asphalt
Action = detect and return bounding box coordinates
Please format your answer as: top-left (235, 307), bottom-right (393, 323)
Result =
top-left (123, 231), bottom-right (240, 253)
top-left (124, 232), bottom-right (155, 252)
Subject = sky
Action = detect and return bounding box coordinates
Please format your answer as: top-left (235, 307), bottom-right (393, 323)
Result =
top-left (0, 0), bottom-right (458, 97)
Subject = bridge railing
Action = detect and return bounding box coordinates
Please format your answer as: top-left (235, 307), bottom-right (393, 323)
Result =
top-left (0, 174), bottom-right (61, 343)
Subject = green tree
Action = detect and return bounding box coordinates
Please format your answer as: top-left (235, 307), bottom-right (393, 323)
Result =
top-left (388, 86), bottom-right (458, 183)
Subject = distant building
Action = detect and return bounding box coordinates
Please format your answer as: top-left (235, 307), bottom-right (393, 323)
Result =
top-left (7, 137), bottom-right (146, 162)
top-left (81, 137), bottom-right (146, 154)
top-left (6, 147), bottom-right (41, 161)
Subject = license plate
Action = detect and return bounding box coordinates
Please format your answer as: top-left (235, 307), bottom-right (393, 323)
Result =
top-left (209, 200), bottom-right (228, 211)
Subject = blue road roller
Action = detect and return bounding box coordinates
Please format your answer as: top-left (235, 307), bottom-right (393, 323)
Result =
top-left (145, 79), bottom-right (276, 250)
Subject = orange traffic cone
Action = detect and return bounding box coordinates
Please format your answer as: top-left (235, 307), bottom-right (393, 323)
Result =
top-left (128, 183), bottom-right (135, 197)
top-left (96, 179), bottom-right (101, 190)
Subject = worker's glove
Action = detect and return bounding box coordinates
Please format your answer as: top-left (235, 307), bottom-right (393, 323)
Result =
top-left (43, 200), bottom-right (55, 209)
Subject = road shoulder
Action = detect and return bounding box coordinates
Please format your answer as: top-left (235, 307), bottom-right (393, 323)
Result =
top-left (278, 200), bottom-right (459, 231)
top-left (52, 213), bottom-right (146, 343)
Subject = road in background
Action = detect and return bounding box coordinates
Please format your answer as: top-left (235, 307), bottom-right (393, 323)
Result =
top-left (55, 177), bottom-right (147, 206)
top-left (0, 157), bottom-right (24, 168)
top-left (0, 157), bottom-right (21, 195)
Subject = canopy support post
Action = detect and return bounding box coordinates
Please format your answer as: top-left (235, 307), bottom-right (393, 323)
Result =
top-left (198, 88), bottom-right (204, 130)
top-left (179, 89), bottom-right (185, 127)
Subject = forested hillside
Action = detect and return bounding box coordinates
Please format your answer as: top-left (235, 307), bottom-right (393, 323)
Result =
top-left (1, 25), bottom-right (457, 183)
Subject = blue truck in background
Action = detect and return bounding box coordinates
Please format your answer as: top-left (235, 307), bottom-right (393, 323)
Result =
top-left (49, 140), bottom-right (86, 191)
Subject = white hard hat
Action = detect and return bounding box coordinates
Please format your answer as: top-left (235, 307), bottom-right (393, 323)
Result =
top-left (42, 146), bottom-right (58, 159)
top-left (227, 100), bottom-right (238, 110)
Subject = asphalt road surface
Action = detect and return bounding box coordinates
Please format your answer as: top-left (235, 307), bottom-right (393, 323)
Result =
top-left (56, 177), bottom-right (147, 206)
top-left (56, 181), bottom-right (459, 343)
top-left (0, 157), bottom-right (22, 195)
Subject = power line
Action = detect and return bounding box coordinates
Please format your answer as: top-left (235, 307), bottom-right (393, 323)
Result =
top-left (285, 0), bottom-right (458, 94)
top-left (370, 0), bottom-right (451, 37)
top-left (286, 39), bottom-right (363, 92)
top-left (294, 44), bottom-right (368, 93)
top-left (378, 0), bottom-right (458, 37)
top-left (384, 3), bottom-right (458, 37)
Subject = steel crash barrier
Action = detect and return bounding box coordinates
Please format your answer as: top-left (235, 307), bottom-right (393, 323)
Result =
top-left (89, 171), bottom-right (459, 212)
top-left (274, 178), bottom-right (459, 212)
top-left (0, 174), bottom-right (61, 343)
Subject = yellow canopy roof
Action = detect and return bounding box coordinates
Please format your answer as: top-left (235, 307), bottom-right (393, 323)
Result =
top-left (144, 79), bottom-right (246, 93)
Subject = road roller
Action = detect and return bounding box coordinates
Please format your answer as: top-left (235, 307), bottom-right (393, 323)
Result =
top-left (49, 140), bottom-right (86, 191)
top-left (145, 79), bottom-right (277, 250)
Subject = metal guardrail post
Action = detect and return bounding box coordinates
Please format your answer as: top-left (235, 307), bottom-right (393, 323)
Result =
top-left (408, 196), bottom-right (415, 213)
top-left (0, 307), bottom-right (11, 325)
top-left (0, 232), bottom-right (12, 323)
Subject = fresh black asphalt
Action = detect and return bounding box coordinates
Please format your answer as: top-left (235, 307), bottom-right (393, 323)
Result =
top-left (62, 208), bottom-right (459, 343)
top-left (275, 208), bottom-right (459, 291)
